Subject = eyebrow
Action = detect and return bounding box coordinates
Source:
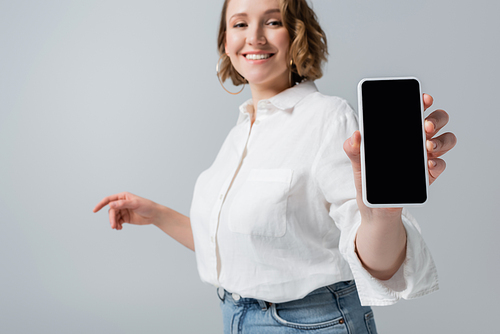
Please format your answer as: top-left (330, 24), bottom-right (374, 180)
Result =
top-left (229, 8), bottom-right (281, 21)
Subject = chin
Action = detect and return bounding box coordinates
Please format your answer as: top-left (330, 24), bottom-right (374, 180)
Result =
top-left (245, 73), bottom-right (287, 87)
top-left (245, 76), bottom-right (272, 85)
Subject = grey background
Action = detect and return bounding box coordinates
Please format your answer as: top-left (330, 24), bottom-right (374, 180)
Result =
top-left (0, 0), bottom-right (498, 333)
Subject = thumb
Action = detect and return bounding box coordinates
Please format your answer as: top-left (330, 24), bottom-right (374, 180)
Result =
top-left (343, 131), bottom-right (364, 197)
top-left (343, 131), bottom-right (362, 169)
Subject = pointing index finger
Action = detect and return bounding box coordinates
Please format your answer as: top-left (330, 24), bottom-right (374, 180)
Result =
top-left (93, 193), bottom-right (125, 213)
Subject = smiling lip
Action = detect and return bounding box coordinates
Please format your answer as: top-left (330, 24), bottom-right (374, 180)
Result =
top-left (241, 51), bottom-right (275, 61)
top-left (242, 50), bottom-right (274, 53)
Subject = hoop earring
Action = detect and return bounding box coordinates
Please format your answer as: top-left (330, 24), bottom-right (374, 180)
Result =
top-left (216, 54), bottom-right (245, 95)
top-left (289, 59), bottom-right (293, 88)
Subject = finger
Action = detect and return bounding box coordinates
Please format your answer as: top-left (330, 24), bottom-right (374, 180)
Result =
top-left (423, 93), bottom-right (433, 111)
top-left (93, 193), bottom-right (127, 213)
top-left (117, 210), bottom-right (128, 230)
top-left (118, 217), bottom-right (125, 230)
top-left (428, 158), bottom-right (446, 185)
top-left (426, 132), bottom-right (457, 158)
top-left (109, 199), bottom-right (139, 211)
top-left (116, 211), bottom-right (124, 230)
top-left (425, 109), bottom-right (449, 139)
top-left (109, 208), bottom-right (117, 229)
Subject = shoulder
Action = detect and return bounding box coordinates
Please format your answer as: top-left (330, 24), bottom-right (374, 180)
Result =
top-left (296, 89), bottom-right (358, 127)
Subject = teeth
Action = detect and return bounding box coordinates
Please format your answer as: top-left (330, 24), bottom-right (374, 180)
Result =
top-left (245, 54), bottom-right (271, 60)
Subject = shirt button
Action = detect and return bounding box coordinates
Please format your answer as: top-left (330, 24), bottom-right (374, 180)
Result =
top-left (254, 120), bottom-right (260, 125)
top-left (232, 293), bottom-right (241, 301)
top-left (211, 236), bottom-right (214, 243)
top-left (219, 194), bottom-right (223, 200)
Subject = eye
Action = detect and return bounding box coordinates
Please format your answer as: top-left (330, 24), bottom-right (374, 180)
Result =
top-left (267, 20), bottom-right (283, 26)
top-left (233, 22), bottom-right (247, 28)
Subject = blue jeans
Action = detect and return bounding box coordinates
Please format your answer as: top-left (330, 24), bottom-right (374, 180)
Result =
top-left (218, 280), bottom-right (377, 334)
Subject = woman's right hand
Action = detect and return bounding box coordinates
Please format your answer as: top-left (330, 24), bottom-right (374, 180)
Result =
top-left (93, 192), bottom-right (161, 230)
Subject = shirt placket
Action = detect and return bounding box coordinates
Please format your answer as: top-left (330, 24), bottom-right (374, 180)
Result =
top-left (209, 118), bottom-right (254, 284)
top-left (210, 102), bottom-right (274, 285)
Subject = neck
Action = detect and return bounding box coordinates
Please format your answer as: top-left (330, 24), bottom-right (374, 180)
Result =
top-left (248, 73), bottom-right (290, 115)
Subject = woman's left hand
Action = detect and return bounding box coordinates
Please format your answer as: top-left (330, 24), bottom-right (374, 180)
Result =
top-left (343, 93), bottom-right (457, 217)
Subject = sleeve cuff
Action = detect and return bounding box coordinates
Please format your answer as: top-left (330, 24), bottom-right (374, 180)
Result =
top-left (341, 211), bottom-right (439, 306)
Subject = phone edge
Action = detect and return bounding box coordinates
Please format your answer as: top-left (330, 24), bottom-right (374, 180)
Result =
top-left (357, 76), bottom-right (429, 208)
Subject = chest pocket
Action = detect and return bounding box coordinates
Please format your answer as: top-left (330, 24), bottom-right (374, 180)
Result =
top-left (229, 169), bottom-right (293, 237)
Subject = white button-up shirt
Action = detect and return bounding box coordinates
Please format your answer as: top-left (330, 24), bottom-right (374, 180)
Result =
top-left (189, 80), bottom-right (439, 306)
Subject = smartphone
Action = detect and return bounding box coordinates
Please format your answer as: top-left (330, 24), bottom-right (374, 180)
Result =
top-left (358, 77), bottom-right (428, 208)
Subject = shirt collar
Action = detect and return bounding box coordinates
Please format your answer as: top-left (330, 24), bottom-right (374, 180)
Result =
top-left (237, 80), bottom-right (318, 125)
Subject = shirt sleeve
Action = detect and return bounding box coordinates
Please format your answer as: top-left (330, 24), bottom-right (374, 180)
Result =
top-left (311, 100), bottom-right (439, 306)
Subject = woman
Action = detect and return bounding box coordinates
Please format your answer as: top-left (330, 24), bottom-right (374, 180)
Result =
top-left (93, 0), bottom-right (456, 332)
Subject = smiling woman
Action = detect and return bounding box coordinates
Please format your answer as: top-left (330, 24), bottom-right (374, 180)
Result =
top-left (93, 0), bottom-right (457, 333)
top-left (217, 0), bottom-right (328, 93)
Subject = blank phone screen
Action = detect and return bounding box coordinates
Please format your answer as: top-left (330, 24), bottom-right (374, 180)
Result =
top-left (361, 78), bottom-right (427, 205)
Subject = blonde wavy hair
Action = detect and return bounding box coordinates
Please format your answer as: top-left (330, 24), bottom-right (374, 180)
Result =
top-left (217, 0), bottom-right (328, 86)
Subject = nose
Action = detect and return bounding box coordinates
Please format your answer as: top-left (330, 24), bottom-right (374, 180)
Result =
top-left (247, 24), bottom-right (266, 45)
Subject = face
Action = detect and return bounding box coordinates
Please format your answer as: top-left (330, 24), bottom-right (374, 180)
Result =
top-left (225, 0), bottom-right (290, 89)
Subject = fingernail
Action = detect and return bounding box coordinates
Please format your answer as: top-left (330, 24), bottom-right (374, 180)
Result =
top-left (427, 140), bottom-right (436, 151)
top-left (429, 160), bottom-right (437, 167)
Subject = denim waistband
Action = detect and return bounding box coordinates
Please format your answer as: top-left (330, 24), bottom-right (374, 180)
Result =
top-left (217, 280), bottom-right (356, 310)
top-left (218, 286), bottom-right (271, 310)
